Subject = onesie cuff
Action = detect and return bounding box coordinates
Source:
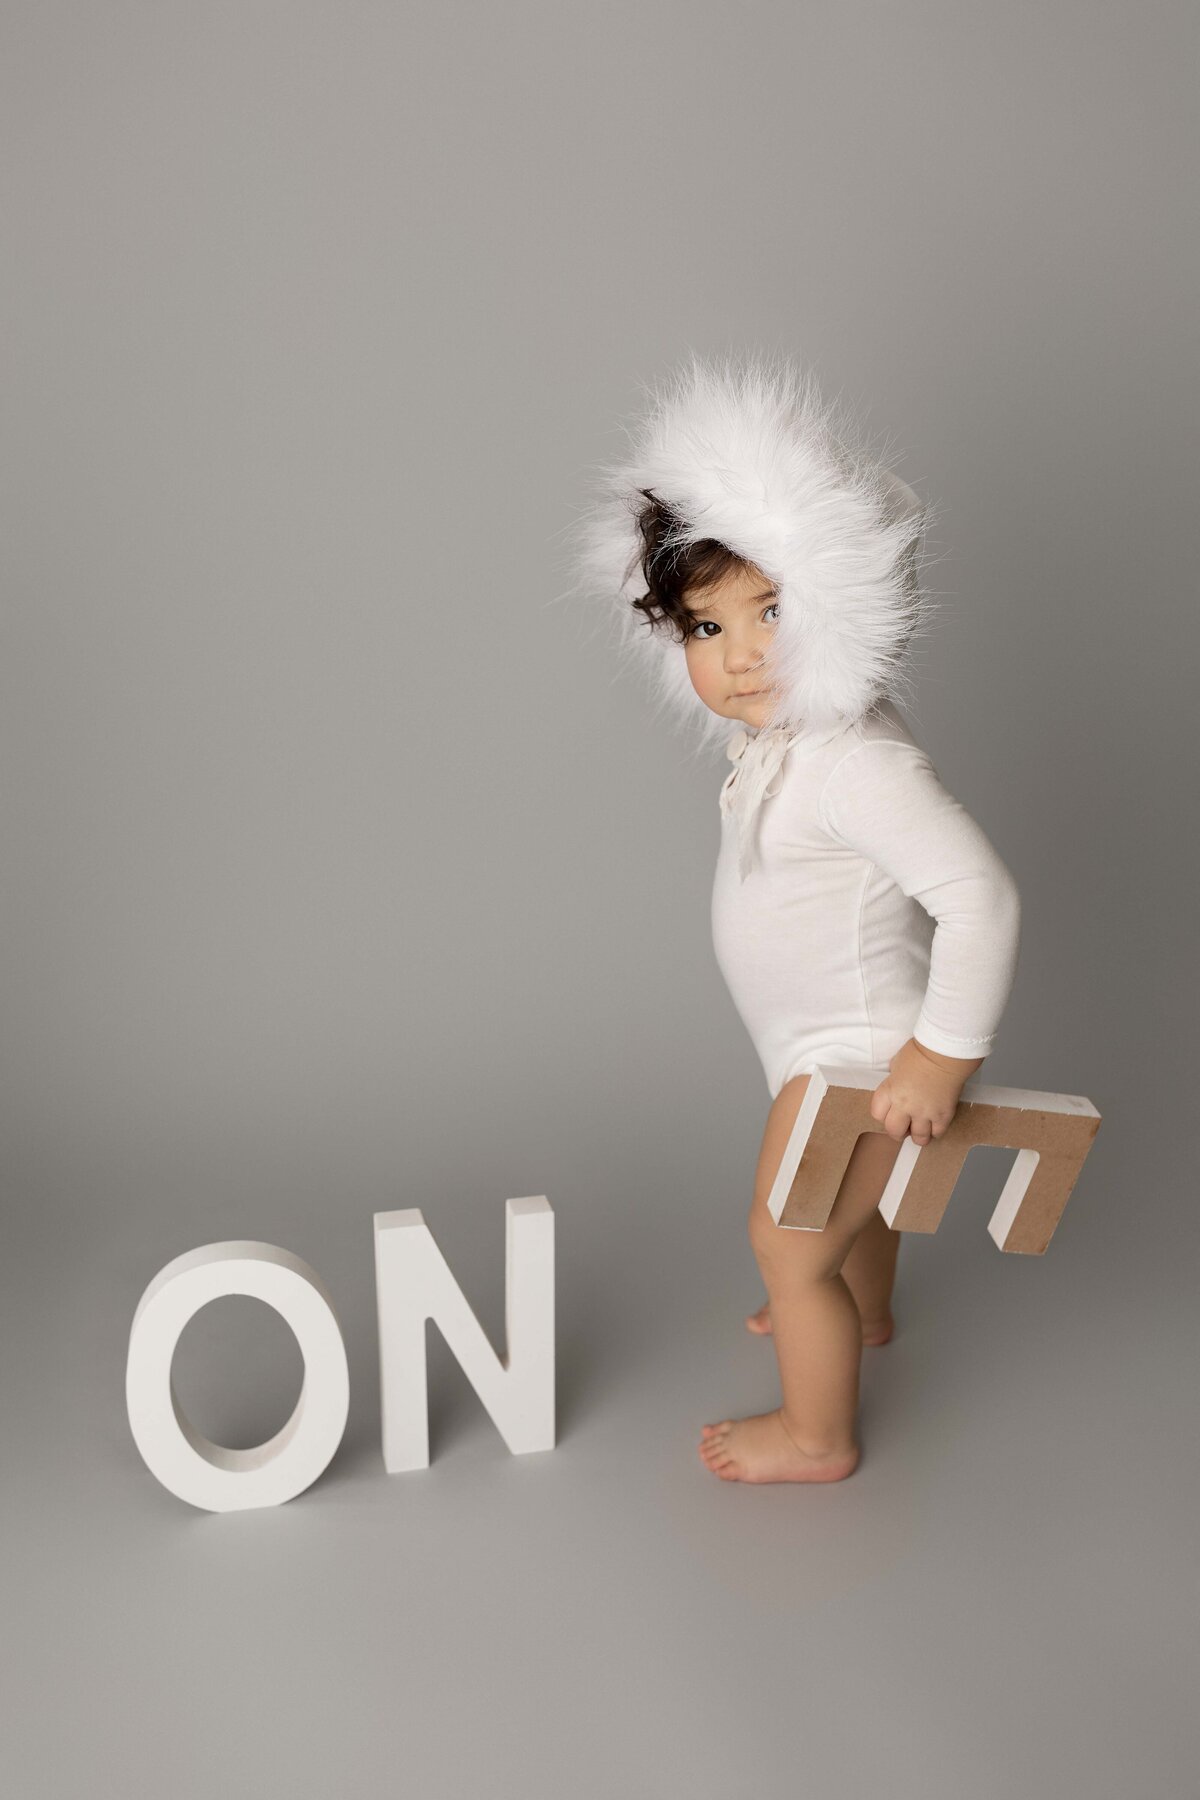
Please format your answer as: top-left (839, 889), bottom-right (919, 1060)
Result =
top-left (912, 1013), bottom-right (996, 1059)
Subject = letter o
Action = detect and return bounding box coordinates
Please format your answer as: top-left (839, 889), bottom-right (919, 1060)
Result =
top-left (125, 1241), bottom-right (350, 1512)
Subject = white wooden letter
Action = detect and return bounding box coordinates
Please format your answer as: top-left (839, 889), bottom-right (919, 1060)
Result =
top-left (766, 1066), bottom-right (1101, 1254)
top-left (373, 1196), bottom-right (555, 1473)
top-left (125, 1241), bottom-right (350, 1512)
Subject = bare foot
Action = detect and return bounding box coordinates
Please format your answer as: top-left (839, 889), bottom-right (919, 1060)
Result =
top-left (745, 1303), bottom-right (894, 1346)
top-left (698, 1410), bottom-right (860, 1484)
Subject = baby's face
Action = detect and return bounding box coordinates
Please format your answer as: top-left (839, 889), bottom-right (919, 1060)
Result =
top-left (682, 562), bottom-right (782, 730)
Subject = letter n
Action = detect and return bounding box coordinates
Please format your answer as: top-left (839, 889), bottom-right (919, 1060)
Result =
top-left (373, 1197), bottom-right (555, 1472)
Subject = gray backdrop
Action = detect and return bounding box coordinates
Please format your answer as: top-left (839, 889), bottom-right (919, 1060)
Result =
top-left (3, 4), bottom-right (1196, 1796)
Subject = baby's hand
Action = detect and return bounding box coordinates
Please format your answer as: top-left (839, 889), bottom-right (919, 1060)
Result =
top-left (868, 1038), bottom-right (984, 1146)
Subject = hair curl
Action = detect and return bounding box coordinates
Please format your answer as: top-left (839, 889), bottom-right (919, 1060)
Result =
top-left (629, 489), bottom-right (760, 645)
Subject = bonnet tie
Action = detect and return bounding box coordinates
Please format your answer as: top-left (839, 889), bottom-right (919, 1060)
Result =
top-left (720, 725), bottom-right (796, 882)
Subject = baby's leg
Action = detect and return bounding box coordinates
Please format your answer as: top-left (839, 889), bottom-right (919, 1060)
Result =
top-left (700, 1073), bottom-right (903, 1485)
top-left (749, 1208), bottom-right (901, 1342)
top-left (841, 1209), bottom-right (900, 1342)
top-left (746, 1121), bottom-right (901, 1343)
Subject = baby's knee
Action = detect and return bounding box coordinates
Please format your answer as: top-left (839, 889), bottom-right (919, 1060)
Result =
top-left (747, 1200), bottom-right (845, 1285)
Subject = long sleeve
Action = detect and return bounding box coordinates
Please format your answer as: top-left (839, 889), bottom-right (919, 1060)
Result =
top-left (817, 739), bottom-right (1021, 1059)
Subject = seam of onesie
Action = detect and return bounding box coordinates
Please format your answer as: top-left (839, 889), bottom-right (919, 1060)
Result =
top-left (816, 737), bottom-right (924, 842)
top-left (854, 861), bottom-right (876, 1064)
top-left (819, 738), bottom-right (924, 1066)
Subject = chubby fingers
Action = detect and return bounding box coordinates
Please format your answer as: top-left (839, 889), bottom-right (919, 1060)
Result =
top-left (912, 1108), bottom-right (958, 1146)
top-left (881, 1103), bottom-right (912, 1142)
top-left (872, 1084), bottom-right (951, 1146)
top-left (870, 1082), bottom-right (913, 1143)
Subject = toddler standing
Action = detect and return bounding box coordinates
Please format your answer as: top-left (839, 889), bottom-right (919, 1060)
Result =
top-left (572, 353), bottom-right (1021, 1483)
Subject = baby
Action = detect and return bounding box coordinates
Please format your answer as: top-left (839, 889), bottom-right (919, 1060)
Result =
top-left (572, 352), bottom-right (1022, 1484)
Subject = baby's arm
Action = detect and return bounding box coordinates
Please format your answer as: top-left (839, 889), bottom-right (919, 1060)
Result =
top-left (818, 739), bottom-right (1022, 1145)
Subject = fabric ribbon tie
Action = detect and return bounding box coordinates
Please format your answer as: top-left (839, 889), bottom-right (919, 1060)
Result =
top-left (721, 726), bottom-right (795, 881)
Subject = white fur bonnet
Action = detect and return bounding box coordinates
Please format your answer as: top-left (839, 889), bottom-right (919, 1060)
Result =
top-left (566, 350), bottom-right (935, 760)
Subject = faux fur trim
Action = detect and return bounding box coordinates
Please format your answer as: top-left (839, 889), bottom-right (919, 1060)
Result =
top-left (564, 350), bottom-right (937, 760)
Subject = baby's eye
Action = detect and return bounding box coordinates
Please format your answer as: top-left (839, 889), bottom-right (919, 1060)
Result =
top-left (764, 601), bottom-right (781, 623)
top-left (689, 620), bottom-right (720, 639)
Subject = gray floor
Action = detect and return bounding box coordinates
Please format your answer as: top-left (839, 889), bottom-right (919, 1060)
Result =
top-left (4, 1095), bottom-right (1196, 1800)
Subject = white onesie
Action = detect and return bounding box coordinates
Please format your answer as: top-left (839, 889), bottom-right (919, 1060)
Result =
top-left (710, 699), bottom-right (1022, 1099)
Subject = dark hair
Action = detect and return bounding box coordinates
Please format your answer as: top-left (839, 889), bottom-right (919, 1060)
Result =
top-left (629, 489), bottom-right (758, 644)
